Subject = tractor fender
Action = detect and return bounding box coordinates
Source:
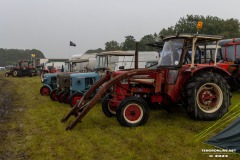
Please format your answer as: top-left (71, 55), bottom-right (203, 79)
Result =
top-left (188, 66), bottom-right (231, 78)
top-left (43, 84), bottom-right (53, 92)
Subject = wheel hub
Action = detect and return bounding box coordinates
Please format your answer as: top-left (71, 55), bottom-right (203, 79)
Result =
top-left (199, 89), bottom-right (217, 106)
top-left (196, 83), bottom-right (223, 113)
top-left (124, 104), bottom-right (142, 121)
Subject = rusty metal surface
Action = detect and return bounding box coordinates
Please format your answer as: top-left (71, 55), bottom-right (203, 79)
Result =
top-left (65, 68), bottom-right (157, 130)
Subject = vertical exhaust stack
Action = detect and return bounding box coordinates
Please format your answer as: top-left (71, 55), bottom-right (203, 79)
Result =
top-left (135, 42), bottom-right (138, 69)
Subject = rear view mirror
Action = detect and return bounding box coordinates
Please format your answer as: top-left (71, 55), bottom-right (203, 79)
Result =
top-left (234, 58), bottom-right (240, 64)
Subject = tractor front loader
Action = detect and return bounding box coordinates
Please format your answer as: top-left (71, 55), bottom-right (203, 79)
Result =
top-left (61, 69), bottom-right (151, 130)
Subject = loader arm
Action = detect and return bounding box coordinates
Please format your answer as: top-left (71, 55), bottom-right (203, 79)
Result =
top-left (65, 68), bottom-right (154, 130)
top-left (61, 72), bottom-right (111, 122)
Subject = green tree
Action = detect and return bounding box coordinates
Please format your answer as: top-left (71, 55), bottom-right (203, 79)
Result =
top-left (139, 34), bottom-right (156, 51)
top-left (121, 35), bottom-right (136, 51)
top-left (85, 48), bottom-right (104, 54)
top-left (159, 15), bottom-right (240, 38)
top-left (105, 40), bottom-right (121, 51)
top-left (0, 48), bottom-right (45, 66)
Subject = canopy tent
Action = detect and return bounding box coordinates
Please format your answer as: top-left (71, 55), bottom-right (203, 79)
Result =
top-left (206, 116), bottom-right (240, 153)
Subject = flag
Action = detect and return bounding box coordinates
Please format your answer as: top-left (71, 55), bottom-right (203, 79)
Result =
top-left (70, 41), bottom-right (76, 47)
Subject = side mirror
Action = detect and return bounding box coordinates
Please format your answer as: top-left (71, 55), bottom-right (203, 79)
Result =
top-left (119, 66), bottom-right (124, 70)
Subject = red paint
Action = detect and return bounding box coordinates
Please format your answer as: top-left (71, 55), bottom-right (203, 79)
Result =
top-left (124, 105), bottom-right (142, 121)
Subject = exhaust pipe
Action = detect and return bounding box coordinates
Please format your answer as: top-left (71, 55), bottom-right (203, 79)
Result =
top-left (135, 42), bottom-right (138, 69)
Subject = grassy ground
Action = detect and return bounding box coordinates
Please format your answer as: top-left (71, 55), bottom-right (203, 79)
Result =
top-left (0, 71), bottom-right (239, 160)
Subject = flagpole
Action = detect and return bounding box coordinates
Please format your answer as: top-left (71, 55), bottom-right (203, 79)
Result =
top-left (69, 45), bottom-right (70, 58)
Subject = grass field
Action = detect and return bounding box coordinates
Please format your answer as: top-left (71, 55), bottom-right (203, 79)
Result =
top-left (0, 71), bottom-right (239, 160)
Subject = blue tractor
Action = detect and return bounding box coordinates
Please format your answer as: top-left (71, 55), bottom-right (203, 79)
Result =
top-left (68, 72), bottom-right (100, 107)
top-left (40, 73), bottom-right (57, 96)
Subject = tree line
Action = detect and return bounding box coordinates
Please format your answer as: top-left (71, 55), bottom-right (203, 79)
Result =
top-left (0, 48), bottom-right (45, 67)
top-left (85, 15), bottom-right (240, 53)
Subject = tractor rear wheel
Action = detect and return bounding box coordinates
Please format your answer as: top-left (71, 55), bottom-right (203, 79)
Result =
top-left (69, 92), bottom-right (83, 107)
top-left (40, 86), bottom-right (51, 96)
top-left (58, 90), bottom-right (65, 103)
top-left (186, 72), bottom-right (231, 120)
top-left (102, 93), bottom-right (116, 117)
top-left (116, 96), bottom-right (149, 127)
top-left (50, 88), bottom-right (60, 101)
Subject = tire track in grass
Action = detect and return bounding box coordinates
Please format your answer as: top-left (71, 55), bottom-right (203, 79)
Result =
top-left (0, 74), bottom-right (26, 160)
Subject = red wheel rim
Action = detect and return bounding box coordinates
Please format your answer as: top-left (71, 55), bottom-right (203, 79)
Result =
top-left (59, 93), bottom-right (64, 102)
top-left (198, 89), bottom-right (217, 106)
top-left (41, 87), bottom-right (50, 96)
top-left (52, 91), bottom-right (58, 101)
top-left (72, 95), bottom-right (82, 106)
top-left (124, 104), bottom-right (143, 122)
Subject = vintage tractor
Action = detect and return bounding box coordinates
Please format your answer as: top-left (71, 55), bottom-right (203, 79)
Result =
top-left (5, 60), bottom-right (36, 77)
top-left (39, 73), bottom-right (57, 96)
top-left (68, 72), bottom-right (100, 107)
top-left (49, 59), bottom-right (89, 102)
top-left (62, 34), bottom-right (233, 130)
top-left (218, 38), bottom-right (240, 91)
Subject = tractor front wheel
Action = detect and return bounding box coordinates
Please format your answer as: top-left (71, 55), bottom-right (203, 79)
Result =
top-left (102, 93), bottom-right (116, 117)
top-left (63, 91), bottom-right (70, 104)
top-left (58, 90), bottom-right (65, 103)
top-left (116, 96), bottom-right (149, 127)
top-left (50, 88), bottom-right (60, 101)
top-left (69, 92), bottom-right (83, 107)
top-left (186, 72), bottom-right (231, 120)
top-left (40, 86), bottom-right (51, 96)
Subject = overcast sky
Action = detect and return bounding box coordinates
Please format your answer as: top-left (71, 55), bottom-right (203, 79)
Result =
top-left (0, 0), bottom-right (239, 58)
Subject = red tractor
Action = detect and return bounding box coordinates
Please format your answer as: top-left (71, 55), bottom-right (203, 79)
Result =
top-left (5, 60), bottom-right (36, 77)
top-left (62, 34), bottom-right (233, 130)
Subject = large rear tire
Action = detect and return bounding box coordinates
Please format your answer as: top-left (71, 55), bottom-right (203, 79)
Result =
top-left (13, 70), bottom-right (18, 77)
top-left (116, 96), bottom-right (149, 127)
top-left (185, 72), bottom-right (231, 120)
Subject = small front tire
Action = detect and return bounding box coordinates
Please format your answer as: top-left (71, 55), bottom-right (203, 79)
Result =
top-left (116, 96), bottom-right (149, 127)
top-left (40, 86), bottom-right (51, 96)
top-left (102, 93), bottom-right (116, 117)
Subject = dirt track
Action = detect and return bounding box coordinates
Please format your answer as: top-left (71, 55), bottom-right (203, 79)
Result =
top-left (0, 74), bottom-right (26, 160)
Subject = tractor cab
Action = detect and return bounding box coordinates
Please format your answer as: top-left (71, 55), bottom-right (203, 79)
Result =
top-left (158, 34), bottom-right (223, 67)
top-left (95, 51), bottom-right (135, 72)
top-left (65, 59), bottom-right (89, 72)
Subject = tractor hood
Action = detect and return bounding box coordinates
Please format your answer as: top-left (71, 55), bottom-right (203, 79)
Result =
top-left (70, 72), bottom-right (100, 78)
